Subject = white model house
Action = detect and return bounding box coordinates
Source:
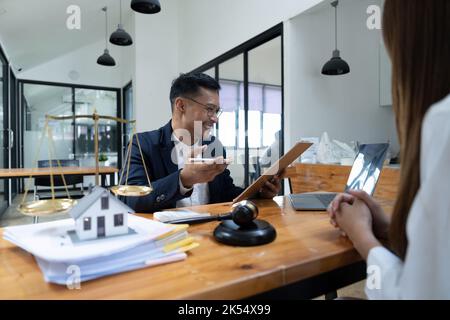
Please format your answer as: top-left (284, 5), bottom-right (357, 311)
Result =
top-left (69, 186), bottom-right (135, 241)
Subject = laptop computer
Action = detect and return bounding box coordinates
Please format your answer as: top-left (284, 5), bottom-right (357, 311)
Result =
top-left (288, 143), bottom-right (389, 211)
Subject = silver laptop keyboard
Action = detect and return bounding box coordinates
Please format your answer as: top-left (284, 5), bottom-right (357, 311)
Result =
top-left (316, 194), bottom-right (336, 206)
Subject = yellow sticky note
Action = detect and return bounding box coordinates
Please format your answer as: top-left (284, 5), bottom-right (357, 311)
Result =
top-left (156, 224), bottom-right (189, 241)
top-left (163, 237), bottom-right (195, 253)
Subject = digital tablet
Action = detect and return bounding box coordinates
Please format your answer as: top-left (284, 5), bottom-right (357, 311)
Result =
top-left (232, 142), bottom-right (313, 203)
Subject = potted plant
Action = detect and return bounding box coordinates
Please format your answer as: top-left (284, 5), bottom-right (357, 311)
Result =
top-left (98, 153), bottom-right (108, 166)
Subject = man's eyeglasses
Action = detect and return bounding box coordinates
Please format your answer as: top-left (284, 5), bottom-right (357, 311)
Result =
top-left (183, 96), bottom-right (223, 118)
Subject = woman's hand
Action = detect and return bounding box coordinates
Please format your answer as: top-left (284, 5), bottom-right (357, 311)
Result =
top-left (347, 190), bottom-right (390, 240)
top-left (328, 190), bottom-right (390, 240)
top-left (329, 197), bottom-right (382, 260)
top-left (334, 198), bottom-right (373, 241)
top-left (328, 192), bottom-right (355, 232)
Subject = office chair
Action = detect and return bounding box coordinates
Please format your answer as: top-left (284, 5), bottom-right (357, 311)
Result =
top-left (249, 156), bottom-right (262, 184)
top-left (33, 159), bottom-right (85, 201)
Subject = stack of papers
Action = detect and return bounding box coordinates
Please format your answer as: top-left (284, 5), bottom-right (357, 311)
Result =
top-left (300, 137), bottom-right (320, 163)
top-left (3, 215), bottom-right (198, 285)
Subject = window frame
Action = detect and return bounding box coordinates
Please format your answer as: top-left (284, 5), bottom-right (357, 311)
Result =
top-left (101, 195), bottom-right (109, 210)
top-left (83, 217), bottom-right (91, 231)
top-left (122, 81), bottom-right (133, 163)
top-left (0, 43), bottom-right (18, 215)
top-left (18, 79), bottom-right (122, 170)
top-left (218, 79), bottom-right (282, 149)
top-left (114, 213), bottom-right (124, 227)
top-left (190, 23), bottom-right (284, 188)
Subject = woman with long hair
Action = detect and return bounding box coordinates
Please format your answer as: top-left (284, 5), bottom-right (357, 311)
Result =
top-left (328, 0), bottom-right (450, 299)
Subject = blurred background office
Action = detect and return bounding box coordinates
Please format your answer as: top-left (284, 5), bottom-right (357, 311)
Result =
top-left (0, 0), bottom-right (396, 222)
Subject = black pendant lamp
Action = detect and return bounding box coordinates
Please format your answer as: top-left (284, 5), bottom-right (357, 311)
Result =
top-left (322, 0), bottom-right (350, 76)
top-left (97, 7), bottom-right (116, 66)
top-left (131, 0), bottom-right (161, 14)
top-left (110, 0), bottom-right (133, 46)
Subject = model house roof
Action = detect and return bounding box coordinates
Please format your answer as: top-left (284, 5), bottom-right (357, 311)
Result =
top-left (69, 186), bottom-right (134, 220)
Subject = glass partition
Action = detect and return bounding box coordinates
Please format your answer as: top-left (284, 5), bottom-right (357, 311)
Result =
top-left (123, 83), bottom-right (133, 161)
top-left (190, 25), bottom-right (283, 189)
top-left (218, 55), bottom-right (245, 188)
top-left (22, 83), bottom-right (119, 187)
top-left (22, 84), bottom-right (73, 168)
top-left (203, 68), bottom-right (215, 78)
top-left (248, 37), bottom-right (282, 182)
top-left (0, 54), bottom-right (7, 211)
top-left (74, 88), bottom-right (118, 169)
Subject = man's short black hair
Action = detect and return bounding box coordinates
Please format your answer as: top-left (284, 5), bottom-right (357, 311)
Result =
top-left (169, 73), bottom-right (221, 110)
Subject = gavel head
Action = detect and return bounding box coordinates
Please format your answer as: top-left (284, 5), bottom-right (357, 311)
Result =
top-left (231, 200), bottom-right (259, 226)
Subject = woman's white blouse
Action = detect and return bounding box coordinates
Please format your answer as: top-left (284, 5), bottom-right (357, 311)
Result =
top-left (365, 94), bottom-right (450, 300)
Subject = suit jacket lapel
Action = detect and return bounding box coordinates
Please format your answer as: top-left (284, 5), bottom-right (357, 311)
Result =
top-left (159, 121), bottom-right (178, 175)
top-left (159, 123), bottom-right (224, 198)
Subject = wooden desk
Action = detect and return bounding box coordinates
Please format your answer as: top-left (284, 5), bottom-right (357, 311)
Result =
top-left (0, 166), bottom-right (118, 187)
top-left (0, 197), bottom-right (394, 300)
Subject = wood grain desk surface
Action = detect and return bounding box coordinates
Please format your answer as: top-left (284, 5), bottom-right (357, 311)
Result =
top-left (0, 196), bottom-right (394, 300)
top-left (0, 166), bottom-right (118, 178)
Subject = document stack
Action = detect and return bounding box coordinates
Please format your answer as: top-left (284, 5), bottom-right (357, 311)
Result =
top-left (3, 215), bottom-right (198, 285)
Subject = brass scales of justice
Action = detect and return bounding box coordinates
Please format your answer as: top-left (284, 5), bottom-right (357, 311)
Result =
top-left (18, 111), bottom-right (153, 218)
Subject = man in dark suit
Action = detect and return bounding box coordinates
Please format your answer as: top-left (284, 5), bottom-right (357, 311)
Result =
top-left (120, 73), bottom-right (281, 213)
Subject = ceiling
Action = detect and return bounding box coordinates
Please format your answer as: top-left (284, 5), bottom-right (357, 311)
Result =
top-left (0, 0), bottom-right (133, 73)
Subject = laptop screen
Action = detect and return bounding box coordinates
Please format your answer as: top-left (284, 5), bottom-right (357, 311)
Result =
top-left (344, 143), bottom-right (389, 195)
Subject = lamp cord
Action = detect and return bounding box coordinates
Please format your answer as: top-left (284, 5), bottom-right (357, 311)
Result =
top-left (120, 0), bottom-right (122, 24)
top-left (105, 8), bottom-right (108, 49)
top-left (335, 5), bottom-right (338, 50)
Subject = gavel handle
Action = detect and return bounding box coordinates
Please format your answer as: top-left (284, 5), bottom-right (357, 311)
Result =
top-left (164, 213), bottom-right (232, 225)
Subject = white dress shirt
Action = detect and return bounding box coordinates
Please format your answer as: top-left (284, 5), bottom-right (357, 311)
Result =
top-left (172, 134), bottom-right (210, 208)
top-left (365, 94), bottom-right (450, 299)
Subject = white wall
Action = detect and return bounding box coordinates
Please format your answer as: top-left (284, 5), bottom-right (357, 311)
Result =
top-left (177, 0), bottom-right (323, 72)
top-left (133, 0), bottom-right (179, 132)
top-left (120, 15), bottom-right (135, 87)
top-left (284, 0), bottom-right (398, 157)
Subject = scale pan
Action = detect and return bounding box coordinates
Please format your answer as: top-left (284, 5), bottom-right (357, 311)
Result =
top-left (19, 199), bottom-right (77, 216)
top-left (110, 185), bottom-right (153, 196)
